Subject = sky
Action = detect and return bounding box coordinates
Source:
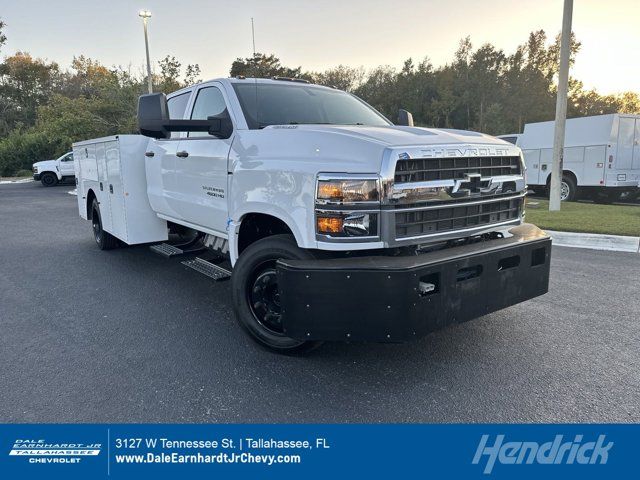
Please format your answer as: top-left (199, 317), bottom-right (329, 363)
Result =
top-left (1, 0), bottom-right (638, 94)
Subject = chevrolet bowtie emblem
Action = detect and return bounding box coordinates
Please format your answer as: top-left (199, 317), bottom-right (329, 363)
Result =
top-left (450, 173), bottom-right (483, 197)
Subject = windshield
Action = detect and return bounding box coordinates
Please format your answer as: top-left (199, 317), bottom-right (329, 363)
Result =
top-left (232, 83), bottom-right (391, 129)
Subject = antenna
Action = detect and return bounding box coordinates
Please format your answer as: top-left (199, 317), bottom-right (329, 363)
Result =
top-left (251, 17), bottom-right (259, 128)
top-left (251, 17), bottom-right (256, 58)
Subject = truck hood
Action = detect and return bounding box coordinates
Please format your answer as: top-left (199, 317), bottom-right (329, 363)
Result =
top-left (233, 124), bottom-right (519, 176)
top-left (33, 159), bottom-right (57, 168)
top-left (268, 125), bottom-right (512, 148)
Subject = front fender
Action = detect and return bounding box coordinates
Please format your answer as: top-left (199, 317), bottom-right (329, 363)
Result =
top-left (229, 167), bottom-right (317, 260)
top-left (229, 203), bottom-right (308, 266)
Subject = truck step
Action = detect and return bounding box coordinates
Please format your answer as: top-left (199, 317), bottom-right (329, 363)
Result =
top-left (181, 257), bottom-right (232, 281)
top-left (150, 243), bottom-right (184, 257)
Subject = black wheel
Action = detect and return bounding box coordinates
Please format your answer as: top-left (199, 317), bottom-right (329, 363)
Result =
top-left (91, 199), bottom-right (118, 250)
top-left (40, 172), bottom-right (58, 187)
top-left (560, 175), bottom-right (577, 201)
top-left (231, 234), bottom-right (322, 354)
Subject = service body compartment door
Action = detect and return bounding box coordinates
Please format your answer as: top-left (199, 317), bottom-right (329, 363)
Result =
top-left (633, 119), bottom-right (640, 171)
top-left (105, 140), bottom-right (127, 241)
top-left (583, 145), bottom-right (606, 186)
top-left (538, 148), bottom-right (553, 185)
top-left (522, 149), bottom-right (541, 185)
top-left (562, 146), bottom-right (584, 185)
top-left (95, 142), bottom-right (113, 233)
top-left (617, 117), bottom-right (635, 170)
top-left (146, 138), bottom-right (180, 220)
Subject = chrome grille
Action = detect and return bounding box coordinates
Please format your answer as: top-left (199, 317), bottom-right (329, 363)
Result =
top-left (394, 156), bottom-right (521, 183)
top-left (395, 197), bottom-right (523, 239)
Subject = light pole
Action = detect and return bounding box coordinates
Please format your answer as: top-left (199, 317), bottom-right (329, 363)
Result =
top-left (549, 0), bottom-right (574, 211)
top-left (139, 9), bottom-right (153, 94)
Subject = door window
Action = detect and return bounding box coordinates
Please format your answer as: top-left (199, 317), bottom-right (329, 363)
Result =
top-left (189, 86), bottom-right (227, 138)
top-left (167, 92), bottom-right (191, 138)
top-left (167, 92), bottom-right (191, 119)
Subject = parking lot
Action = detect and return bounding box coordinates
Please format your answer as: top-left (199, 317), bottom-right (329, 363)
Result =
top-left (1, 181), bottom-right (639, 423)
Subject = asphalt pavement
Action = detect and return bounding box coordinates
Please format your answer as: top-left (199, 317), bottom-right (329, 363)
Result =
top-left (1, 181), bottom-right (639, 423)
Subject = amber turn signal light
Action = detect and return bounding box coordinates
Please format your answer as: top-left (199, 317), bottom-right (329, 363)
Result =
top-left (317, 216), bottom-right (344, 234)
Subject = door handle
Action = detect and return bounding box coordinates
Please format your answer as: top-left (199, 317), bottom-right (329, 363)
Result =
top-left (145, 151), bottom-right (155, 157)
top-left (109, 184), bottom-right (113, 194)
top-left (176, 151), bottom-right (189, 158)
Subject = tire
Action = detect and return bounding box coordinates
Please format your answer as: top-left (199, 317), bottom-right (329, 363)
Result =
top-left (91, 199), bottom-right (118, 250)
top-left (231, 234), bottom-right (322, 354)
top-left (40, 172), bottom-right (58, 187)
top-left (559, 175), bottom-right (577, 202)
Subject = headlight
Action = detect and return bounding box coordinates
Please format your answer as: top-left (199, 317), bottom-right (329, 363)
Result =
top-left (316, 178), bottom-right (379, 204)
top-left (315, 175), bottom-right (381, 239)
top-left (33, 166), bottom-right (38, 173)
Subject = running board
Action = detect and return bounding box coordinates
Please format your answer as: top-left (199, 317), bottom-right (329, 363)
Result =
top-left (181, 257), bottom-right (232, 281)
top-left (150, 243), bottom-right (184, 257)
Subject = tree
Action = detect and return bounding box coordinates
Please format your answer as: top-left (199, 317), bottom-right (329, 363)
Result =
top-left (184, 64), bottom-right (201, 86)
top-left (0, 18), bottom-right (6, 54)
top-left (157, 55), bottom-right (182, 93)
top-left (354, 66), bottom-right (398, 121)
top-left (312, 65), bottom-right (364, 92)
top-left (0, 52), bottom-right (60, 134)
top-left (230, 53), bottom-right (303, 79)
top-left (1, 29), bottom-right (639, 177)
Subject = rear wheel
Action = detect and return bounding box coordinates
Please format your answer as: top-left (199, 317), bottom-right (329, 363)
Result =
top-left (559, 175), bottom-right (577, 202)
top-left (40, 172), bottom-right (58, 187)
top-left (91, 199), bottom-right (118, 250)
top-left (231, 234), bottom-right (322, 354)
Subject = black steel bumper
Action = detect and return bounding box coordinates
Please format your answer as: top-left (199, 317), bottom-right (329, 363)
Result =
top-left (33, 174), bottom-right (41, 181)
top-left (277, 223), bottom-right (551, 342)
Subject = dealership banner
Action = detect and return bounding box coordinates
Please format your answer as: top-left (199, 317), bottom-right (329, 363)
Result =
top-left (0, 424), bottom-right (634, 479)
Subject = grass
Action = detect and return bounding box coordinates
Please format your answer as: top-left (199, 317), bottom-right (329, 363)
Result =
top-left (0, 170), bottom-right (33, 181)
top-left (525, 198), bottom-right (640, 237)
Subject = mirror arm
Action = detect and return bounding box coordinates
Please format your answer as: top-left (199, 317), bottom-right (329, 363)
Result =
top-left (163, 119), bottom-right (212, 132)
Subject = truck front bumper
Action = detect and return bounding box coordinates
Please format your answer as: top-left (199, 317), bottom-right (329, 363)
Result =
top-left (33, 174), bottom-right (41, 181)
top-left (277, 223), bottom-right (551, 342)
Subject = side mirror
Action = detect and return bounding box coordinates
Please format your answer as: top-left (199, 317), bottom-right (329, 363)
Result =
top-left (205, 110), bottom-right (234, 139)
top-left (137, 93), bottom-right (233, 139)
top-left (397, 109), bottom-right (414, 127)
top-left (138, 93), bottom-right (170, 139)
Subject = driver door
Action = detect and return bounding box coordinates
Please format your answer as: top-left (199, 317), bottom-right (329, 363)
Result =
top-left (59, 153), bottom-right (75, 177)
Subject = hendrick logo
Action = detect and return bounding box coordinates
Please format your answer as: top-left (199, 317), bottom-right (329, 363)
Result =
top-left (472, 434), bottom-right (613, 474)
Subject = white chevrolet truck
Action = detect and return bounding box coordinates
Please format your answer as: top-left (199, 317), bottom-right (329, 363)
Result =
top-left (73, 77), bottom-right (551, 353)
top-left (32, 151), bottom-right (76, 186)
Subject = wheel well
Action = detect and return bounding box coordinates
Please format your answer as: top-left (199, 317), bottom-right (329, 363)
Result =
top-left (237, 213), bottom-right (294, 254)
top-left (546, 170), bottom-right (577, 186)
top-left (86, 189), bottom-right (96, 219)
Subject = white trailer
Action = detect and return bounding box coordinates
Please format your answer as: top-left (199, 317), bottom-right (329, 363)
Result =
top-left (516, 114), bottom-right (640, 201)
